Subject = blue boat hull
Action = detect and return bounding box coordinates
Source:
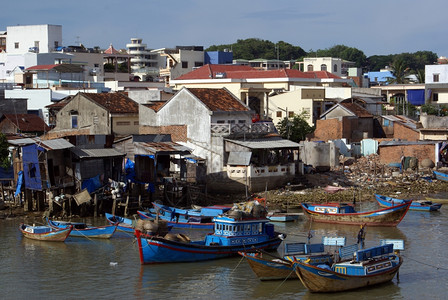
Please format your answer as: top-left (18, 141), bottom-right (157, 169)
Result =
top-left (434, 170), bottom-right (448, 182)
top-left (105, 213), bottom-right (135, 233)
top-left (374, 194), bottom-right (442, 212)
top-left (137, 210), bottom-right (214, 229)
top-left (47, 219), bottom-right (118, 239)
top-left (135, 230), bottom-right (283, 264)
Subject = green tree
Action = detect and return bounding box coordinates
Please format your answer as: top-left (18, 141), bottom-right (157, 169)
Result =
top-left (0, 133), bottom-right (11, 169)
top-left (387, 59), bottom-right (411, 84)
top-left (277, 112), bottom-right (315, 142)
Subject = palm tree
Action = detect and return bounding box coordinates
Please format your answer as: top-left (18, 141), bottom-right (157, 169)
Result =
top-left (387, 59), bottom-right (411, 84)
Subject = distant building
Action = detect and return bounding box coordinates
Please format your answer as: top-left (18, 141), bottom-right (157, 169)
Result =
top-left (299, 57), bottom-right (355, 77)
top-left (126, 38), bottom-right (159, 81)
top-left (205, 50), bottom-right (233, 65)
top-left (6, 24), bottom-right (62, 54)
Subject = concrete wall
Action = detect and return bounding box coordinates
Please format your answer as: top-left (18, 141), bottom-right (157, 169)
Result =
top-left (128, 90), bottom-right (163, 104)
top-left (6, 24), bottom-right (62, 54)
top-left (53, 94), bottom-right (110, 134)
top-left (112, 115), bottom-right (139, 136)
top-left (300, 141), bottom-right (339, 168)
top-left (420, 115), bottom-right (448, 129)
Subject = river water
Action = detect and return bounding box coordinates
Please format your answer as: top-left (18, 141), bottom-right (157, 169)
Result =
top-left (1, 200), bottom-right (448, 300)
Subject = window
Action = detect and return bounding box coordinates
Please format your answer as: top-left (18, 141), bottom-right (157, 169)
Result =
top-left (71, 114), bottom-right (78, 129)
top-left (433, 93), bottom-right (439, 102)
top-left (433, 74), bottom-right (440, 82)
top-left (334, 64), bottom-right (338, 72)
top-left (134, 121), bottom-right (139, 125)
top-left (217, 120), bottom-right (225, 124)
top-left (94, 64), bottom-right (99, 68)
top-left (54, 41), bottom-right (59, 48)
top-left (194, 62), bottom-right (203, 67)
top-left (307, 64), bottom-right (314, 72)
top-left (320, 64), bottom-right (327, 71)
top-left (288, 111), bottom-right (294, 118)
top-left (277, 111), bottom-right (282, 118)
top-left (34, 41), bottom-right (39, 48)
top-left (182, 61), bottom-right (188, 68)
top-left (116, 121), bottom-right (131, 126)
top-left (238, 120), bottom-right (246, 124)
top-left (228, 120), bottom-right (235, 124)
top-left (14, 42), bottom-right (19, 49)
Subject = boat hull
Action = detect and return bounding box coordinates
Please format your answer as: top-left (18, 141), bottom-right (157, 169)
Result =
top-left (239, 252), bottom-right (296, 280)
top-left (19, 224), bottom-right (72, 242)
top-left (375, 194), bottom-right (442, 212)
top-left (105, 213), bottom-right (135, 233)
top-left (293, 258), bottom-right (402, 292)
top-left (301, 203), bottom-right (410, 226)
top-left (135, 230), bottom-right (283, 264)
top-left (434, 170), bottom-right (448, 182)
top-left (48, 219), bottom-right (118, 239)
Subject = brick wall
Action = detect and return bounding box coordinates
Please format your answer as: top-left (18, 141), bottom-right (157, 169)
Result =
top-left (139, 125), bottom-right (187, 142)
top-left (378, 144), bottom-right (436, 166)
top-left (311, 119), bottom-right (343, 141)
top-left (393, 123), bottom-right (419, 141)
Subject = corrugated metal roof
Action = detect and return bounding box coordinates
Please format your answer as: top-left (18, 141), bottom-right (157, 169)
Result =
top-left (71, 147), bottom-right (125, 158)
top-left (134, 141), bottom-right (191, 155)
top-left (8, 137), bottom-right (74, 150)
top-left (379, 140), bottom-right (438, 147)
top-left (225, 138), bottom-right (300, 149)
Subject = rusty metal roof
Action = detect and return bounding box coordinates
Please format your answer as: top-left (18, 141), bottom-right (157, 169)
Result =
top-left (134, 141), bottom-right (191, 155)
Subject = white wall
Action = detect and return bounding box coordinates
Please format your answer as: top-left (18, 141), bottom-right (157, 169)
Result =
top-left (6, 24), bottom-right (62, 54)
top-left (426, 65), bottom-right (448, 83)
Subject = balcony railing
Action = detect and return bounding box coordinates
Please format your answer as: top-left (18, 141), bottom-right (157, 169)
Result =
top-left (211, 121), bottom-right (277, 135)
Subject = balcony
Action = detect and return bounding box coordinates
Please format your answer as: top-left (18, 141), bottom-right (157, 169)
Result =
top-left (210, 121), bottom-right (277, 136)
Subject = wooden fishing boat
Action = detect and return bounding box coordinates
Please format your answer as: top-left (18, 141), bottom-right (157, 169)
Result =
top-left (137, 202), bottom-right (231, 229)
top-left (105, 213), bottom-right (135, 233)
top-left (266, 212), bottom-right (300, 222)
top-left (375, 194), bottom-right (442, 212)
top-left (19, 223), bottom-right (73, 242)
top-left (292, 241), bottom-right (403, 292)
top-left (301, 202), bottom-right (411, 226)
top-left (239, 236), bottom-right (346, 281)
top-left (47, 219), bottom-right (118, 239)
top-left (135, 208), bottom-right (284, 264)
top-left (433, 170), bottom-right (448, 182)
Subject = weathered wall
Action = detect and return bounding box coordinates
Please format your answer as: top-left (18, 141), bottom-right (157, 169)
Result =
top-left (378, 144), bottom-right (436, 166)
top-left (420, 115), bottom-right (448, 128)
top-left (54, 94), bottom-right (110, 134)
top-left (300, 141), bottom-right (339, 168)
top-left (393, 123), bottom-right (419, 141)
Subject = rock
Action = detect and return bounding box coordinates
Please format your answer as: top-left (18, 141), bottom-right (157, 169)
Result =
top-left (421, 158), bottom-right (435, 168)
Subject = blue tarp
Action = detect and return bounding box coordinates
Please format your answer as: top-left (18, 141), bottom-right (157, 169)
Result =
top-left (81, 175), bottom-right (102, 194)
top-left (407, 89), bottom-right (425, 106)
top-left (124, 158), bottom-right (135, 182)
top-left (15, 170), bottom-right (23, 197)
top-left (0, 166), bottom-right (14, 180)
top-left (22, 144), bottom-right (43, 190)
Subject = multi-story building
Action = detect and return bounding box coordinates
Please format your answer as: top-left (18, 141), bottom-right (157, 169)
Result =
top-left (5, 24), bottom-right (62, 54)
top-left (299, 57), bottom-right (355, 77)
top-left (126, 38), bottom-right (159, 81)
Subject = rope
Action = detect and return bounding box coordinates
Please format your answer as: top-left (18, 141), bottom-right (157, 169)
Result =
top-left (270, 267), bottom-right (296, 295)
top-left (402, 254), bottom-right (448, 271)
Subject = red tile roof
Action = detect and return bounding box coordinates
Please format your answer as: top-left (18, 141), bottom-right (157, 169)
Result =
top-left (45, 96), bottom-right (73, 109)
top-left (175, 64), bottom-right (323, 80)
top-left (104, 44), bottom-right (121, 54)
top-left (306, 71), bottom-right (342, 79)
top-left (142, 101), bottom-right (166, 112)
top-left (82, 92), bottom-right (139, 114)
top-left (2, 114), bottom-right (50, 132)
top-left (339, 102), bottom-right (372, 117)
top-left (187, 88), bottom-right (249, 112)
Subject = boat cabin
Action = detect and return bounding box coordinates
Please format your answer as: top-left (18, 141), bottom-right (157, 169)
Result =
top-left (205, 216), bottom-right (275, 246)
top-left (24, 225), bottom-right (51, 234)
top-left (312, 203), bottom-right (356, 214)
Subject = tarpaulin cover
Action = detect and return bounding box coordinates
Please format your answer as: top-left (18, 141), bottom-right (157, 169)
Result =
top-left (15, 170), bottom-right (23, 197)
top-left (125, 158), bottom-right (135, 182)
top-left (22, 144), bottom-right (43, 190)
top-left (407, 90), bottom-right (425, 106)
top-left (0, 166), bottom-right (14, 180)
top-left (81, 175), bottom-right (102, 194)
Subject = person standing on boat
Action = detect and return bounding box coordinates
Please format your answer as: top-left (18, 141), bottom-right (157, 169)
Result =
top-left (357, 224), bottom-right (366, 249)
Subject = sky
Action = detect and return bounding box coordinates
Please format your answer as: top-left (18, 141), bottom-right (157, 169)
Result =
top-left (1, 0), bottom-right (447, 57)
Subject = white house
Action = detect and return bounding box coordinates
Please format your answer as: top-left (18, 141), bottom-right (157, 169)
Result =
top-left (425, 64), bottom-right (448, 105)
top-left (6, 24), bottom-right (62, 55)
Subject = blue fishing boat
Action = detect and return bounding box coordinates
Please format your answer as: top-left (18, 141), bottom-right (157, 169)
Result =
top-left (301, 202), bottom-right (411, 226)
top-left (47, 219), bottom-right (118, 239)
top-left (105, 213), bottom-right (135, 233)
top-left (433, 170), bottom-right (448, 182)
top-left (239, 236), bottom-right (346, 281)
top-left (374, 194), bottom-right (442, 212)
top-left (266, 212), bottom-right (300, 222)
top-left (137, 202), bottom-right (232, 229)
top-left (135, 209), bottom-right (284, 264)
top-left (291, 240), bottom-right (404, 292)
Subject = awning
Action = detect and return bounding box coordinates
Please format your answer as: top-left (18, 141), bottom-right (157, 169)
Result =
top-left (225, 138), bottom-right (300, 150)
top-left (71, 147), bottom-right (125, 159)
